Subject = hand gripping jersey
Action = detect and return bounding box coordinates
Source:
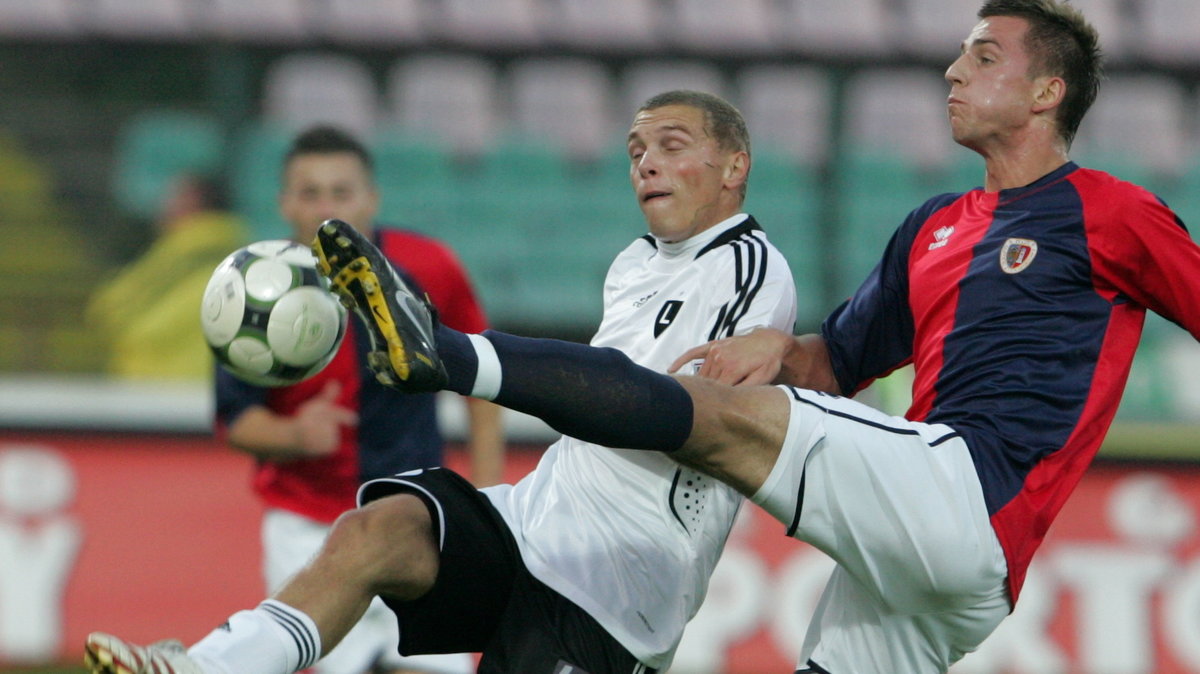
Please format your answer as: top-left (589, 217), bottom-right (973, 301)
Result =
top-left (486, 214), bottom-right (797, 669)
top-left (216, 227), bottom-right (489, 523)
top-left (822, 163), bottom-right (1200, 601)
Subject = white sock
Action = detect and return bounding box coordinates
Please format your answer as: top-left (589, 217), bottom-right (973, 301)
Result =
top-left (467, 333), bottom-right (502, 400)
top-left (188, 600), bottom-right (321, 674)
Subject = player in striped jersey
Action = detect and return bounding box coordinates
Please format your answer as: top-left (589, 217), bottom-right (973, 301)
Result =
top-left (85, 91), bottom-right (796, 673)
top-left (298, 3), bottom-right (1195, 673)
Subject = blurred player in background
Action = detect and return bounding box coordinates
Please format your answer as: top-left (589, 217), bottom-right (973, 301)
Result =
top-left (214, 126), bottom-right (502, 674)
top-left (86, 91), bottom-right (797, 673)
top-left (139, 3), bottom-right (1195, 674)
top-left (86, 173), bottom-right (247, 380)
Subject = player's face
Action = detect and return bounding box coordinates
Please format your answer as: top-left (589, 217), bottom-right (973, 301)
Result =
top-left (944, 16), bottom-right (1043, 152)
top-left (279, 152), bottom-right (380, 244)
top-left (627, 104), bottom-right (741, 243)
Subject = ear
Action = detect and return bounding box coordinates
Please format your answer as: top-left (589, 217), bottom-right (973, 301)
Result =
top-left (724, 151), bottom-right (750, 191)
top-left (1032, 75), bottom-right (1066, 114)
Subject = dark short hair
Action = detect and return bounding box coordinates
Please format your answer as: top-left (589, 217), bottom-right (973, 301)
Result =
top-left (978, 0), bottom-right (1103, 146)
top-left (637, 90), bottom-right (751, 200)
top-left (283, 125), bottom-right (374, 175)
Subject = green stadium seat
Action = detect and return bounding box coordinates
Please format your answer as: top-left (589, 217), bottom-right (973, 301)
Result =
top-left (1116, 313), bottom-right (1177, 423)
top-left (228, 121), bottom-right (292, 241)
top-left (371, 130), bottom-right (459, 232)
top-left (832, 150), bottom-right (924, 299)
top-left (745, 150), bottom-right (825, 327)
top-left (112, 110), bottom-right (226, 220)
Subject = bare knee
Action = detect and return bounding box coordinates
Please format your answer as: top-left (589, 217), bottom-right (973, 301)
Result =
top-left (322, 493), bottom-right (440, 601)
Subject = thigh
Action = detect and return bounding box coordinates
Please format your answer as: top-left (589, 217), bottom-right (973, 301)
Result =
top-left (360, 467), bottom-right (522, 655)
top-left (673, 377), bottom-right (792, 498)
top-left (480, 571), bottom-right (655, 674)
top-left (752, 388), bottom-right (1007, 613)
top-left (800, 566), bottom-right (1009, 674)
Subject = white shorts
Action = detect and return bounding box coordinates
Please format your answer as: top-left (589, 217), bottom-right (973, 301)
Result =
top-left (751, 388), bottom-right (1011, 674)
top-left (262, 508), bottom-right (474, 674)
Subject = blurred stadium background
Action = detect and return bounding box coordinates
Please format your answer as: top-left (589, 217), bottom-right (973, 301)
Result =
top-left (1, 0), bottom-right (1199, 672)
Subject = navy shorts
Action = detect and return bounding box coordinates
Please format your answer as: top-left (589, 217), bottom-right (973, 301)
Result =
top-left (359, 467), bottom-right (656, 674)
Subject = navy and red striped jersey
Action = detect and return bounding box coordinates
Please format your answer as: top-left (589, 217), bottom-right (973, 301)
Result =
top-left (822, 162), bottom-right (1200, 601)
top-left (216, 226), bottom-right (489, 523)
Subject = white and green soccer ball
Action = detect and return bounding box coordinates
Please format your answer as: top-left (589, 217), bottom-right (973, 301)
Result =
top-left (201, 240), bottom-right (348, 387)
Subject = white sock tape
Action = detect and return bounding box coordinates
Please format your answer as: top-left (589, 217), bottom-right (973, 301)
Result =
top-left (467, 333), bottom-right (502, 400)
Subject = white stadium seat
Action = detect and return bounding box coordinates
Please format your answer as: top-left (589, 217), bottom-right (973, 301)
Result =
top-left (541, 0), bottom-right (660, 53)
top-left (774, 0), bottom-right (893, 57)
top-left (1134, 0), bottom-right (1200, 65)
top-left (619, 60), bottom-right (728, 118)
top-left (737, 64), bottom-right (833, 167)
top-left (898, 0), bottom-right (984, 60)
top-left (1073, 74), bottom-right (1193, 178)
top-left (317, 0), bottom-right (426, 47)
top-left (843, 68), bottom-right (958, 169)
top-left (0, 0), bottom-right (82, 38)
top-left (262, 52), bottom-right (379, 138)
top-left (507, 57), bottom-right (617, 160)
top-left (204, 0), bottom-right (312, 42)
top-left (385, 54), bottom-right (501, 157)
top-left (88, 0), bottom-right (195, 40)
top-left (429, 0), bottom-right (543, 49)
top-left (664, 0), bottom-right (778, 55)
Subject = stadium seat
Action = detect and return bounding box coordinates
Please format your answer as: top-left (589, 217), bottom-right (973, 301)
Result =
top-left (506, 57), bottom-right (618, 161)
top-left (0, 0), bottom-right (82, 38)
top-left (261, 52), bottom-right (379, 138)
top-left (203, 0), bottom-right (312, 42)
top-left (370, 130), bottom-right (459, 232)
top-left (619, 60), bottom-right (729, 116)
top-left (429, 0), bottom-right (543, 49)
top-left (384, 54), bottom-right (500, 158)
top-left (111, 109), bottom-right (226, 221)
top-left (737, 64), bottom-right (833, 168)
top-left (88, 0), bottom-right (195, 40)
top-left (541, 0), bottom-right (660, 53)
top-left (1116, 313), bottom-right (1176, 422)
top-left (227, 121), bottom-right (293, 241)
top-left (1068, 0), bottom-right (1131, 62)
top-left (1072, 74), bottom-right (1193, 180)
top-left (318, 0), bottom-right (425, 47)
top-left (896, 0), bottom-right (982, 59)
top-left (745, 150), bottom-right (826, 328)
top-left (843, 68), bottom-right (958, 171)
top-left (1136, 0), bottom-right (1200, 64)
top-left (774, 0), bottom-right (893, 57)
top-left (662, 0), bottom-right (778, 55)
top-left (831, 150), bottom-right (933, 300)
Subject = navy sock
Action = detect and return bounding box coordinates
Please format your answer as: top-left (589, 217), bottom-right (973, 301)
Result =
top-left (433, 325), bottom-right (693, 452)
top-left (434, 323), bottom-right (479, 396)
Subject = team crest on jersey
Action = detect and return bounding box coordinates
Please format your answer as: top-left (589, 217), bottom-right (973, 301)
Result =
top-left (1000, 238), bottom-right (1038, 274)
top-left (654, 300), bottom-right (683, 338)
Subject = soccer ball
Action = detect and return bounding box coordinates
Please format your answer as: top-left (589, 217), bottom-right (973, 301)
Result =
top-left (201, 240), bottom-right (348, 386)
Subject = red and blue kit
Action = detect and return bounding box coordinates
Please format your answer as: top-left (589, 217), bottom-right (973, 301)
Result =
top-left (823, 162), bottom-right (1200, 600)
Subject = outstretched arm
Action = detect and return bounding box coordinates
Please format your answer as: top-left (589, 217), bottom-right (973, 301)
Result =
top-left (670, 328), bottom-right (842, 394)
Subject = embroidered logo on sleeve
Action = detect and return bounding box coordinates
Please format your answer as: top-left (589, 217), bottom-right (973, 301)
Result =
top-left (1000, 238), bottom-right (1038, 274)
top-left (928, 225), bottom-right (955, 250)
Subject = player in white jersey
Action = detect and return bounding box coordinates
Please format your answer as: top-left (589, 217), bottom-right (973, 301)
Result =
top-left (495, 211), bottom-right (795, 664)
top-left (84, 90), bottom-right (796, 674)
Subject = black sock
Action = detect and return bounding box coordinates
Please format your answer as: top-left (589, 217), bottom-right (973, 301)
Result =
top-left (434, 325), bottom-right (693, 452)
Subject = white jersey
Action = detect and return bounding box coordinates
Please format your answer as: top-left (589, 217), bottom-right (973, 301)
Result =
top-left (485, 213), bottom-right (797, 668)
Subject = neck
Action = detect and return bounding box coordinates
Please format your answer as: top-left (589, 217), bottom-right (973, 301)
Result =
top-left (976, 129), bottom-right (1070, 192)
